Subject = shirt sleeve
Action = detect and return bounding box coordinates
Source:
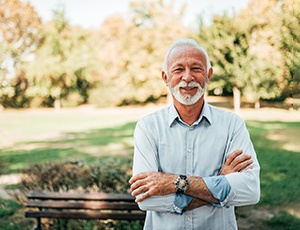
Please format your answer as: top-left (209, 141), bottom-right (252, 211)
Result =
top-left (202, 176), bottom-right (231, 207)
top-left (132, 120), bottom-right (179, 213)
top-left (222, 117), bottom-right (260, 207)
top-left (173, 193), bottom-right (193, 214)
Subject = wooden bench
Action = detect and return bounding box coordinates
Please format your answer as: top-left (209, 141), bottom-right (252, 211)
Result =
top-left (25, 191), bottom-right (145, 230)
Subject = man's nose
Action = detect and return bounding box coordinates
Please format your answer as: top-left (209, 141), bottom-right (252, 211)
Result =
top-left (182, 70), bottom-right (194, 82)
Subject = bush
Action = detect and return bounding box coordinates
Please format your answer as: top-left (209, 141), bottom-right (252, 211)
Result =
top-left (17, 158), bottom-right (143, 230)
top-left (20, 158), bottom-right (132, 194)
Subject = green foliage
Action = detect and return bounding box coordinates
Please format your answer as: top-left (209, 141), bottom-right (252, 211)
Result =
top-left (0, 199), bottom-right (21, 218)
top-left (23, 7), bottom-right (95, 109)
top-left (198, 0), bottom-right (286, 105)
top-left (279, 0), bottom-right (300, 98)
top-left (0, 198), bottom-right (31, 230)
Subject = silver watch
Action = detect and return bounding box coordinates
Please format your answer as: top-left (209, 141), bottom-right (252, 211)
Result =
top-left (174, 174), bottom-right (188, 193)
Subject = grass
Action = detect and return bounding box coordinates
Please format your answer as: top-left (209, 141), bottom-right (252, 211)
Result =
top-left (0, 108), bottom-right (137, 174)
top-left (0, 107), bottom-right (300, 229)
top-left (246, 121), bottom-right (300, 206)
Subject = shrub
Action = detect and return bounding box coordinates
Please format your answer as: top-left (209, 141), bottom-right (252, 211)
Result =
top-left (17, 158), bottom-right (142, 230)
top-left (20, 158), bottom-right (132, 194)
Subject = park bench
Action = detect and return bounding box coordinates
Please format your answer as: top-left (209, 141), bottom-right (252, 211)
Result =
top-left (25, 191), bottom-right (145, 230)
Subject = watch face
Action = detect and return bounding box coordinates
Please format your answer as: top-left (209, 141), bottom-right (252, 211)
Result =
top-left (178, 179), bottom-right (186, 189)
top-left (174, 175), bottom-right (188, 193)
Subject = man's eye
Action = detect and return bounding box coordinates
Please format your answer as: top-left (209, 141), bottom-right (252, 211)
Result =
top-left (193, 68), bottom-right (203, 72)
top-left (173, 68), bottom-right (183, 73)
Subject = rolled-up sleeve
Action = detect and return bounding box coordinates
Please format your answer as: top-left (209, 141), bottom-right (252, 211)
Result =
top-left (202, 176), bottom-right (231, 207)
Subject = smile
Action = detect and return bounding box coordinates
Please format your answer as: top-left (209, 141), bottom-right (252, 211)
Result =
top-left (180, 86), bottom-right (198, 91)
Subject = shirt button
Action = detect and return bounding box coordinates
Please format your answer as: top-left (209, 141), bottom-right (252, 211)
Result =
top-left (186, 216), bottom-right (192, 221)
top-left (188, 149), bottom-right (191, 153)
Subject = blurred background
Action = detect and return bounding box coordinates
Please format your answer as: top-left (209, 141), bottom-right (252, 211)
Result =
top-left (0, 0), bottom-right (299, 229)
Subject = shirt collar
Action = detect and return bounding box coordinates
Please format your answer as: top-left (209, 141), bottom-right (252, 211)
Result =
top-left (168, 101), bottom-right (212, 127)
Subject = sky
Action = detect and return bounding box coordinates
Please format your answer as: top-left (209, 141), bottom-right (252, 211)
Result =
top-left (26, 0), bottom-right (249, 29)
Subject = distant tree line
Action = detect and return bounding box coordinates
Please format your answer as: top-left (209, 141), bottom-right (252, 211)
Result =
top-left (0, 0), bottom-right (298, 110)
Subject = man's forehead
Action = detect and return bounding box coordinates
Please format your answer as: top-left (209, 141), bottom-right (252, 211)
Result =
top-left (168, 45), bottom-right (206, 66)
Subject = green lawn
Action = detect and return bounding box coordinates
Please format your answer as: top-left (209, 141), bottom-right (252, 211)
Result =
top-left (0, 108), bottom-right (299, 229)
top-left (0, 108), bottom-right (137, 174)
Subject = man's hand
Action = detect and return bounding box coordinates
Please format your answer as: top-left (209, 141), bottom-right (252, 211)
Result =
top-left (220, 150), bottom-right (253, 175)
top-left (130, 150), bottom-right (252, 203)
top-left (129, 172), bottom-right (177, 202)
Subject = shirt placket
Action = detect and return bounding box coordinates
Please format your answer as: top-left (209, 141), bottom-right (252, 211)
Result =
top-left (185, 126), bottom-right (194, 230)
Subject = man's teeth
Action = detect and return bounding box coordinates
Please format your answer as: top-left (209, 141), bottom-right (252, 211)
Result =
top-left (182, 87), bottom-right (195, 90)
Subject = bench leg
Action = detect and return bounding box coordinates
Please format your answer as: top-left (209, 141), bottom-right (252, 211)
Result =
top-left (34, 217), bottom-right (42, 230)
top-left (127, 221), bottom-right (131, 230)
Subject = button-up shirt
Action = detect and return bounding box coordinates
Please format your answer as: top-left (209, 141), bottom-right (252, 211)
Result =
top-left (132, 102), bottom-right (260, 230)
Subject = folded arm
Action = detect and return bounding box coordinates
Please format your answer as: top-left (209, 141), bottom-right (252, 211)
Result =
top-left (130, 149), bottom-right (253, 211)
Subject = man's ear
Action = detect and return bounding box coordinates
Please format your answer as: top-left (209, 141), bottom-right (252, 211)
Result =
top-left (207, 68), bottom-right (213, 83)
top-left (162, 71), bottom-right (168, 84)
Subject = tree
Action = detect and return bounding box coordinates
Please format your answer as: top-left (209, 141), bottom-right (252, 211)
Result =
top-left (198, 0), bottom-right (285, 111)
top-left (237, 0), bottom-right (285, 108)
top-left (198, 14), bottom-right (255, 112)
top-left (24, 6), bottom-right (95, 109)
top-left (0, 0), bottom-right (42, 108)
top-left (90, 0), bottom-right (194, 106)
top-left (279, 0), bottom-right (300, 102)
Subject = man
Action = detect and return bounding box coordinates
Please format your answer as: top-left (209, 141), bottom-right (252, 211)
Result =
top-left (129, 38), bottom-right (260, 230)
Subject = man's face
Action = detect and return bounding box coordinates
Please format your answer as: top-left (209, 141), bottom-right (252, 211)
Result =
top-left (165, 45), bottom-right (209, 106)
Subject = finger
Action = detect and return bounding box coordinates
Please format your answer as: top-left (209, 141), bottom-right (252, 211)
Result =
top-left (129, 172), bottom-right (149, 184)
top-left (231, 154), bottom-right (251, 168)
top-left (131, 185), bottom-right (149, 197)
top-left (234, 159), bottom-right (253, 172)
top-left (240, 164), bottom-right (253, 172)
top-left (225, 150), bottom-right (243, 165)
top-left (130, 177), bottom-right (148, 192)
top-left (135, 191), bottom-right (151, 202)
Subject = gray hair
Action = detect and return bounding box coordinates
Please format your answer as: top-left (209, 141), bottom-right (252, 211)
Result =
top-left (162, 38), bottom-right (211, 75)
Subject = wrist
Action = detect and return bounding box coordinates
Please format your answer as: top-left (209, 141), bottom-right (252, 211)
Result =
top-left (174, 174), bottom-right (189, 193)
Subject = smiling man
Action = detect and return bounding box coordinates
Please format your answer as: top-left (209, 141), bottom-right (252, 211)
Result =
top-left (129, 38), bottom-right (260, 230)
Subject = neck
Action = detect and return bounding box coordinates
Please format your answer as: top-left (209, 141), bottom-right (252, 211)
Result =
top-left (173, 97), bottom-right (204, 126)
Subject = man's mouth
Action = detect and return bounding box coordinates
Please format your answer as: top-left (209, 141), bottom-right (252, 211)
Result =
top-left (180, 86), bottom-right (197, 91)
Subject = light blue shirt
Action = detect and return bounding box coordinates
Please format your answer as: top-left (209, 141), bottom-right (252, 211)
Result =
top-left (132, 102), bottom-right (260, 230)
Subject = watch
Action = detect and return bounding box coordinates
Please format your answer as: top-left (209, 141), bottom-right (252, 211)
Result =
top-left (174, 174), bottom-right (189, 193)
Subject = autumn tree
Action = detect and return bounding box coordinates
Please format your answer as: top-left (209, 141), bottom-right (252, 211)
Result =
top-left (0, 0), bottom-right (42, 108)
top-left (90, 0), bottom-right (194, 106)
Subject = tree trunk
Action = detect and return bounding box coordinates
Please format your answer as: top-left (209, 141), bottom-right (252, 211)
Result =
top-left (233, 86), bottom-right (241, 113)
top-left (254, 100), bottom-right (260, 109)
top-left (54, 98), bottom-right (61, 110)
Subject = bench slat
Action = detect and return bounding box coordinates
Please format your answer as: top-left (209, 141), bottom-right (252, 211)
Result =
top-left (25, 210), bottom-right (146, 221)
top-left (27, 191), bottom-right (135, 202)
top-left (27, 200), bottom-right (140, 211)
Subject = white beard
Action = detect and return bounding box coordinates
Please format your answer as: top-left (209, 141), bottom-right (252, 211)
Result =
top-left (167, 80), bottom-right (207, 106)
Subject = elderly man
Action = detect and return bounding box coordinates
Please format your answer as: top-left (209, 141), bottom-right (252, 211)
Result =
top-left (129, 38), bottom-right (260, 230)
